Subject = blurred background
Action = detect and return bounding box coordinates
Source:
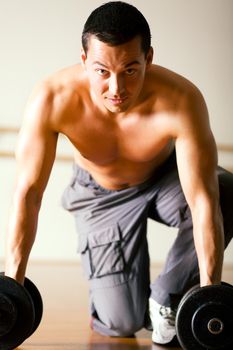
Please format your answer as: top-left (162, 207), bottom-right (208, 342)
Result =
top-left (0, 0), bottom-right (232, 268)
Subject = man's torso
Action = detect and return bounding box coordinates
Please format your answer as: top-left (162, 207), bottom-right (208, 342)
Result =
top-left (43, 64), bottom-right (193, 189)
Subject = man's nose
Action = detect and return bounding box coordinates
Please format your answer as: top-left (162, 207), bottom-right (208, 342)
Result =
top-left (108, 74), bottom-right (125, 96)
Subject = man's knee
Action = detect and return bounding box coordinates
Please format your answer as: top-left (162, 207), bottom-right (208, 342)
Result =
top-left (93, 313), bottom-right (144, 337)
top-left (91, 291), bottom-right (147, 337)
top-left (90, 272), bottom-right (149, 336)
top-left (114, 314), bottom-right (145, 336)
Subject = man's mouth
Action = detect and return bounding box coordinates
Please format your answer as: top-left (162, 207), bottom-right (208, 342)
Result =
top-left (107, 97), bottom-right (128, 105)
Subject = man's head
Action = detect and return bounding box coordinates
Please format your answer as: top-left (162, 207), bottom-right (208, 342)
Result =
top-left (81, 2), bottom-right (153, 114)
top-left (82, 1), bottom-right (151, 57)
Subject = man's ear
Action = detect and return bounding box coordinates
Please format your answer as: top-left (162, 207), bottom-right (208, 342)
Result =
top-left (81, 48), bottom-right (87, 67)
top-left (146, 46), bottom-right (154, 70)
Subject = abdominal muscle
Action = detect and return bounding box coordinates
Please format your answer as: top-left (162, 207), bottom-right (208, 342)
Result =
top-left (74, 141), bottom-right (175, 190)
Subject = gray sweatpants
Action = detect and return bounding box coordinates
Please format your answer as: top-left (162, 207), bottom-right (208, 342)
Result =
top-left (62, 152), bottom-right (233, 336)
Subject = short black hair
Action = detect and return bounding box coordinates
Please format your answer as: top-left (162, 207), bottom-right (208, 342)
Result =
top-left (82, 1), bottom-right (151, 56)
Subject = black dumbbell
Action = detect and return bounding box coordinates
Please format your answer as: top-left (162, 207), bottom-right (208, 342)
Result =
top-left (0, 273), bottom-right (43, 350)
top-left (175, 282), bottom-right (233, 350)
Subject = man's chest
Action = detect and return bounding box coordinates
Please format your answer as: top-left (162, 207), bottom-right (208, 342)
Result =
top-left (65, 117), bottom-right (172, 165)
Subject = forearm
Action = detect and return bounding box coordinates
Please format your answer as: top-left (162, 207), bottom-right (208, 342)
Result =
top-left (5, 189), bottom-right (41, 284)
top-left (192, 201), bottom-right (224, 286)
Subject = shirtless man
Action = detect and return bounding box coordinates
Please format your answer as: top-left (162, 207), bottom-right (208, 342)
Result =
top-left (5, 1), bottom-right (233, 345)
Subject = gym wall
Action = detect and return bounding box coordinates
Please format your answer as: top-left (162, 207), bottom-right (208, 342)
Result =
top-left (0, 0), bottom-right (232, 266)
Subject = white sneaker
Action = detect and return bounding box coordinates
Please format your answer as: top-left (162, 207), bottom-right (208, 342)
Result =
top-left (149, 298), bottom-right (176, 344)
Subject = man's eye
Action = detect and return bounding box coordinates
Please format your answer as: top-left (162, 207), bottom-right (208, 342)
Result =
top-left (125, 69), bottom-right (136, 75)
top-left (96, 69), bottom-right (108, 76)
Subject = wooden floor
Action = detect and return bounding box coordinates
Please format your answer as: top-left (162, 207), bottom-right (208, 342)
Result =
top-left (17, 262), bottom-right (233, 350)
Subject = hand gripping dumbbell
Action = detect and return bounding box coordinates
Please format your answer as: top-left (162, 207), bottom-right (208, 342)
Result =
top-left (0, 273), bottom-right (43, 350)
top-left (175, 282), bottom-right (233, 350)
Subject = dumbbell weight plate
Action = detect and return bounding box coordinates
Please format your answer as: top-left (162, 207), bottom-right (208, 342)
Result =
top-left (24, 276), bottom-right (43, 336)
top-left (176, 283), bottom-right (233, 350)
top-left (192, 302), bottom-right (231, 348)
top-left (0, 293), bottom-right (17, 337)
top-left (0, 274), bottom-right (35, 350)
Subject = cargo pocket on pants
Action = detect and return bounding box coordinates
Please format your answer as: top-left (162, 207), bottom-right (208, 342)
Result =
top-left (78, 234), bottom-right (92, 278)
top-left (78, 224), bottom-right (125, 279)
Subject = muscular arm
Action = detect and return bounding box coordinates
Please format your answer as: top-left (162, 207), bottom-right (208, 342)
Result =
top-left (5, 85), bottom-right (58, 284)
top-left (175, 86), bottom-right (224, 286)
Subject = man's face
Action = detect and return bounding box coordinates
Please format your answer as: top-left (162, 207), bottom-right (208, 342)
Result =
top-left (81, 35), bottom-right (153, 114)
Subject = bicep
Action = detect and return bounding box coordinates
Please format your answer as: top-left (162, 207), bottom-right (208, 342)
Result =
top-left (15, 89), bottom-right (58, 197)
top-left (175, 91), bottom-right (219, 209)
top-left (176, 132), bottom-right (218, 208)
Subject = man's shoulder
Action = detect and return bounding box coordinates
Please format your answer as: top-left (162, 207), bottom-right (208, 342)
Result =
top-left (35, 64), bottom-right (84, 97)
top-left (29, 64), bottom-right (87, 112)
top-left (148, 64), bottom-right (204, 113)
top-left (150, 64), bottom-right (199, 94)
top-left (24, 64), bottom-right (87, 131)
